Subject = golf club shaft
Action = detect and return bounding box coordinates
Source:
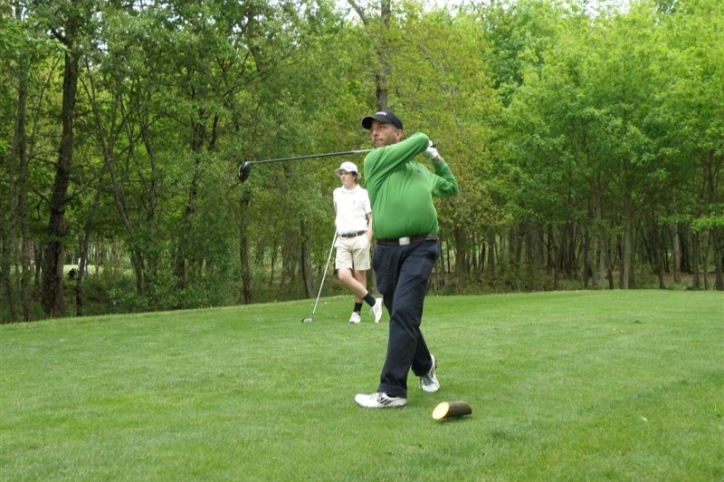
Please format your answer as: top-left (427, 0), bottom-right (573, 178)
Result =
top-left (251, 149), bottom-right (371, 165)
top-left (238, 149), bottom-right (372, 183)
top-left (311, 232), bottom-right (338, 316)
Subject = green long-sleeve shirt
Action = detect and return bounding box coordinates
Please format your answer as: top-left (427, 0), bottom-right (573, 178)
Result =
top-left (363, 132), bottom-right (459, 239)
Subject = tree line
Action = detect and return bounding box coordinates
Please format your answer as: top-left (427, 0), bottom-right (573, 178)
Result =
top-left (1, 0), bottom-right (722, 322)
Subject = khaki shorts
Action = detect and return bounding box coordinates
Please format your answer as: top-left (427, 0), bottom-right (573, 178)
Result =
top-left (335, 234), bottom-right (371, 271)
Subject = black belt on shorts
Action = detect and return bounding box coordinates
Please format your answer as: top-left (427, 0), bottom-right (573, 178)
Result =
top-left (376, 234), bottom-right (439, 246)
top-left (338, 230), bottom-right (367, 238)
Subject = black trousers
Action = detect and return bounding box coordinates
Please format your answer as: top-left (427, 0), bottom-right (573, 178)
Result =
top-left (372, 239), bottom-right (438, 398)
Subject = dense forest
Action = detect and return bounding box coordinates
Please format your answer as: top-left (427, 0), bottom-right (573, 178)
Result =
top-left (1, 0), bottom-right (722, 322)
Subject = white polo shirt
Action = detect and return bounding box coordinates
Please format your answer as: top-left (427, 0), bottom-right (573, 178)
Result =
top-left (334, 185), bottom-right (371, 234)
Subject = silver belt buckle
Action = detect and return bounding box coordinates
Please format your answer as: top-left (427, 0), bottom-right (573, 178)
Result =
top-left (399, 236), bottom-right (410, 246)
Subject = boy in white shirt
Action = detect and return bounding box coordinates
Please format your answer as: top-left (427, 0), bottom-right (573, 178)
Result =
top-left (333, 161), bottom-right (383, 323)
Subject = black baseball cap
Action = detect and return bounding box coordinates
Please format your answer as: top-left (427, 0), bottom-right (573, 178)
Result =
top-left (361, 111), bottom-right (403, 130)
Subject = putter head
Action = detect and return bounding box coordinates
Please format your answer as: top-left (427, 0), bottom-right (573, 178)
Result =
top-left (238, 162), bottom-right (252, 183)
top-left (301, 317), bottom-right (313, 323)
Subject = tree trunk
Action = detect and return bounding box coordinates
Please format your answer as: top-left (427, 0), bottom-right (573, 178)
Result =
top-left (670, 223), bottom-right (680, 283)
top-left (598, 235), bottom-right (607, 289)
top-left (11, 39), bottom-right (34, 321)
top-left (702, 232), bottom-right (710, 290)
top-left (712, 228), bottom-right (723, 290)
top-left (454, 227), bottom-right (467, 294)
top-left (2, 79), bottom-right (19, 322)
top-left (651, 220), bottom-right (665, 289)
top-left (75, 239), bottom-right (89, 317)
top-left (621, 216), bottom-right (634, 289)
top-left (582, 225), bottom-right (591, 289)
top-left (239, 193), bottom-right (252, 304)
top-left (487, 230), bottom-right (496, 276)
top-left (41, 44), bottom-right (79, 316)
top-left (1, 170), bottom-right (16, 323)
top-left (547, 225), bottom-right (559, 290)
top-left (376, 0), bottom-right (391, 110)
top-left (692, 232), bottom-right (700, 289)
top-left (564, 222), bottom-right (576, 280)
top-left (282, 232), bottom-right (299, 290)
top-left (679, 224), bottom-right (691, 274)
top-left (601, 230), bottom-right (615, 290)
top-left (18, 78), bottom-right (32, 321)
top-left (300, 221), bottom-right (315, 298)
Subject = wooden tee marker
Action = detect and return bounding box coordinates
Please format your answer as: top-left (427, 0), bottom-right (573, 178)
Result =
top-left (432, 401), bottom-right (473, 421)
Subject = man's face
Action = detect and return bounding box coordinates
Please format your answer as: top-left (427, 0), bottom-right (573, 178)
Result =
top-left (369, 120), bottom-right (402, 147)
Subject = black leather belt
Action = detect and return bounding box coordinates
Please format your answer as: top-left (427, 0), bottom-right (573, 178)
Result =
top-left (338, 230), bottom-right (367, 238)
top-left (376, 234), bottom-right (439, 246)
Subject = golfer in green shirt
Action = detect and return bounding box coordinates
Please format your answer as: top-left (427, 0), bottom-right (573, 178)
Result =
top-left (355, 111), bottom-right (459, 408)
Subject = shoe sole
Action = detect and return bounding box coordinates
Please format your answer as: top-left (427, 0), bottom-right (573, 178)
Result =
top-left (354, 395), bottom-right (406, 408)
top-left (355, 402), bottom-right (406, 408)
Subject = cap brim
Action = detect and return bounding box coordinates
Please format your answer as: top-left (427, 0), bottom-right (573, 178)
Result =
top-left (361, 116), bottom-right (376, 129)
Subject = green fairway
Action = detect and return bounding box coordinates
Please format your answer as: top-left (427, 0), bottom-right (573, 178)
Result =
top-left (1, 291), bottom-right (722, 481)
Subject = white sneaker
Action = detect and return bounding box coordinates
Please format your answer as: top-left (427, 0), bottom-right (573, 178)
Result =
top-left (354, 392), bottom-right (406, 408)
top-left (349, 312), bottom-right (361, 324)
top-left (419, 354), bottom-right (440, 393)
top-left (370, 298), bottom-right (383, 323)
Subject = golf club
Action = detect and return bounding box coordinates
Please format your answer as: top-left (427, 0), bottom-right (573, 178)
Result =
top-left (302, 231), bottom-right (338, 323)
top-left (238, 149), bottom-right (372, 183)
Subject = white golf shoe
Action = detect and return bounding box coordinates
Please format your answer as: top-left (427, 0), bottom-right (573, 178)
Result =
top-left (370, 298), bottom-right (383, 323)
top-left (354, 392), bottom-right (406, 408)
top-left (349, 312), bottom-right (361, 324)
top-left (419, 354), bottom-right (440, 393)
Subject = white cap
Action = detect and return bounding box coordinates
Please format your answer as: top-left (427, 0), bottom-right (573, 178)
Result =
top-left (335, 161), bottom-right (360, 178)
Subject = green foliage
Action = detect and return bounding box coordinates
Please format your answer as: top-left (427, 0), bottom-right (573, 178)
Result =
top-left (2, 0), bottom-right (723, 321)
top-left (692, 212), bottom-right (724, 231)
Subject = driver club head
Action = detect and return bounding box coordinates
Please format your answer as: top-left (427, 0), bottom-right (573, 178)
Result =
top-left (238, 162), bottom-right (252, 183)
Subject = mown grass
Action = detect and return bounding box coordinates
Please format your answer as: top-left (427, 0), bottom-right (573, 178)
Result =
top-left (1, 291), bottom-right (722, 481)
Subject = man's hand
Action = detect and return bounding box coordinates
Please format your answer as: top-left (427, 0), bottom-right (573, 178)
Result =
top-left (423, 140), bottom-right (440, 162)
